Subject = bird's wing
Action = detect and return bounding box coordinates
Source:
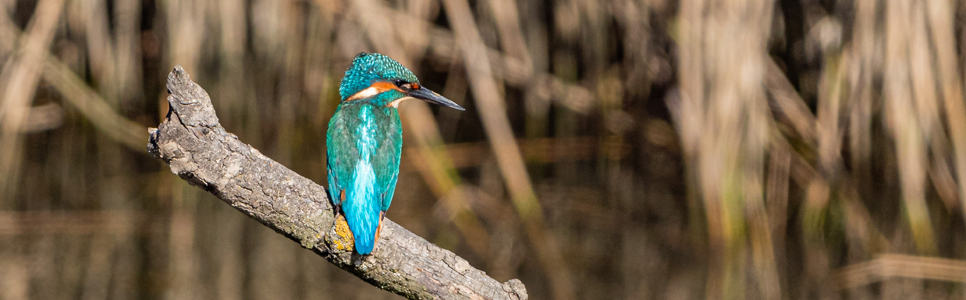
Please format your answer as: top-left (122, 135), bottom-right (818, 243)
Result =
top-left (371, 109), bottom-right (403, 212)
top-left (326, 106), bottom-right (356, 208)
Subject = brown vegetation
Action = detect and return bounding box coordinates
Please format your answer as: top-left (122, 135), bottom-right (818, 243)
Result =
top-left (1, 0), bottom-right (966, 299)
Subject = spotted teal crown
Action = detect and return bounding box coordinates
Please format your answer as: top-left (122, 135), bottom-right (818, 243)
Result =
top-left (339, 53), bottom-right (419, 101)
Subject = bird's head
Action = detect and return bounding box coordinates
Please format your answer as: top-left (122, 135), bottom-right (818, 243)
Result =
top-left (339, 52), bottom-right (464, 111)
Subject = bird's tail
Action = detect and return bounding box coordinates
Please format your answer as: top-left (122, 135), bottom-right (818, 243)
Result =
top-left (345, 162), bottom-right (381, 254)
top-left (350, 221), bottom-right (376, 254)
top-left (345, 201), bottom-right (380, 254)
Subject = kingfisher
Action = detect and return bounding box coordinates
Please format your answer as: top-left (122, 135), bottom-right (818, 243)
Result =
top-left (327, 53), bottom-right (464, 254)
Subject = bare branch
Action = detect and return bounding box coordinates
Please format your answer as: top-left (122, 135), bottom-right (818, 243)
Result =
top-left (148, 66), bottom-right (528, 300)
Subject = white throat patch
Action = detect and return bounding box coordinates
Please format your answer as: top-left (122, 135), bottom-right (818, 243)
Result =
top-left (388, 97), bottom-right (414, 108)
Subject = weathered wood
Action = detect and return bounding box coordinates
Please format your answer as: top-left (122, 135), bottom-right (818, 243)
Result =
top-left (148, 66), bottom-right (527, 300)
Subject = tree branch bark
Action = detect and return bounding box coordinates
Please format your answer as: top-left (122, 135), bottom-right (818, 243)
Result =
top-left (147, 66), bottom-right (528, 300)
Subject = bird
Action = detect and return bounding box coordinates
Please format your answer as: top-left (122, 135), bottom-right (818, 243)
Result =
top-left (327, 52), bottom-right (464, 255)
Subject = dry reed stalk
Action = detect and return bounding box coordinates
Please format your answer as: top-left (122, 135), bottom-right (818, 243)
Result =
top-left (163, 0), bottom-right (206, 75)
top-left (350, 0), bottom-right (408, 65)
top-left (214, 0), bottom-right (248, 120)
top-left (907, 2), bottom-right (942, 152)
top-left (847, 0), bottom-right (876, 195)
top-left (800, 178), bottom-right (834, 295)
top-left (437, 55), bottom-right (469, 140)
top-left (765, 134), bottom-right (790, 259)
top-left (80, 0), bottom-right (120, 104)
top-left (399, 0), bottom-right (435, 58)
top-left (816, 47), bottom-right (845, 178)
top-left (677, 0), bottom-right (777, 297)
top-left (766, 60), bottom-right (818, 144)
top-left (442, 0), bottom-right (575, 299)
top-left (114, 0), bottom-right (143, 104)
top-left (42, 58), bottom-right (146, 150)
top-left (907, 3), bottom-right (950, 194)
top-left (0, 0), bottom-right (65, 205)
top-left (925, 0), bottom-right (966, 218)
top-left (14, 103), bottom-right (62, 133)
top-left (836, 254), bottom-right (966, 288)
top-left (883, 0), bottom-right (937, 254)
top-left (486, 0), bottom-right (534, 81)
top-left (0, 3), bottom-right (17, 55)
top-left (673, 2), bottom-right (706, 280)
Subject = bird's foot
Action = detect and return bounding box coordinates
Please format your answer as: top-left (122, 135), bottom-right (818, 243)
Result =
top-left (333, 214), bottom-right (355, 252)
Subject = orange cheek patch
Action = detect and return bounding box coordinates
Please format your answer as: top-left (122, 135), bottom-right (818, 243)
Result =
top-left (370, 81), bottom-right (401, 91)
top-left (345, 81), bottom-right (405, 102)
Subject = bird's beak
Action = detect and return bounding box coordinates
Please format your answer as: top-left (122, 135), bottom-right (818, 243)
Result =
top-left (407, 87), bottom-right (465, 111)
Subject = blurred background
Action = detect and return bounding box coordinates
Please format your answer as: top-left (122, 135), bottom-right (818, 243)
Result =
top-left (2, 0), bottom-right (966, 299)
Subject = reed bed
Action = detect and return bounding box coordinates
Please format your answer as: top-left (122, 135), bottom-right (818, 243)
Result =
top-left (1, 0), bottom-right (966, 299)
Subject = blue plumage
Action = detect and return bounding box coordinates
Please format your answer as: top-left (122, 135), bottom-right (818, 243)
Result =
top-left (327, 53), bottom-right (464, 254)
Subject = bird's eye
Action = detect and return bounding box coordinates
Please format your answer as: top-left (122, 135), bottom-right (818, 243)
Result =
top-left (394, 79), bottom-right (418, 91)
